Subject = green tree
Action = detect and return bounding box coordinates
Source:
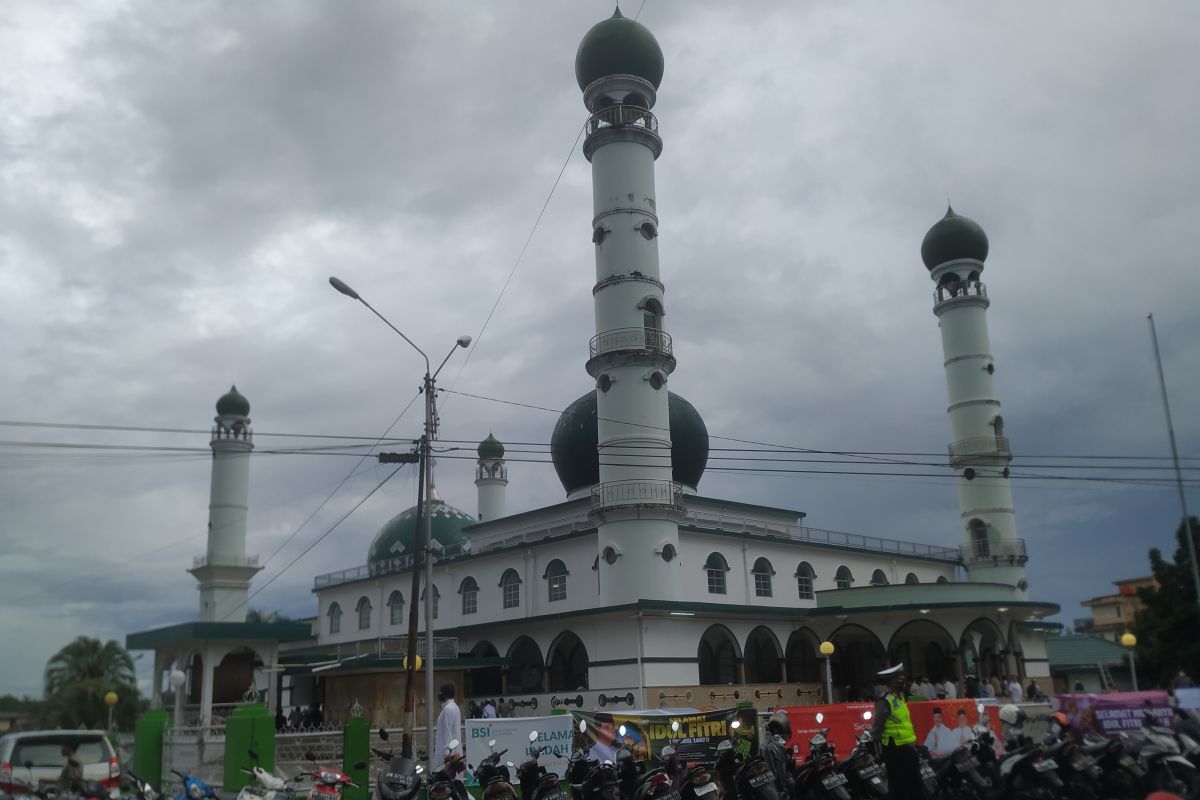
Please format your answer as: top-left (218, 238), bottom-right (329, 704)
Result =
top-left (42, 636), bottom-right (140, 731)
top-left (1133, 517), bottom-right (1200, 687)
top-left (245, 609), bottom-right (293, 624)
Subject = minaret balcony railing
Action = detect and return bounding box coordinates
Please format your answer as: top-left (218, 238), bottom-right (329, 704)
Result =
top-left (192, 554), bottom-right (260, 569)
top-left (933, 279), bottom-right (987, 309)
top-left (589, 327), bottom-right (673, 359)
top-left (960, 537), bottom-right (1028, 567)
top-left (591, 479), bottom-right (683, 513)
top-left (949, 435), bottom-right (1012, 466)
top-left (586, 104), bottom-right (659, 136)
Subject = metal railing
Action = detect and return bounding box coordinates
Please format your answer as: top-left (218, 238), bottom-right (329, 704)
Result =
top-left (933, 279), bottom-right (987, 307)
top-left (192, 554), bottom-right (260, 569)
top-left (589, 327), bottom-right (673, 359)
top-left (960, 538), bottom-right (1028, 565)
top-left (949, 435), bottom-right (1011, 465)
top-left (591, 479), bottom-right (683, 511)
top-left (314, 541), bottom-right (472, 589)
top-left (586, 104), bottom-right (659, 136)
top-left (679, 508), bottom-right (962, 562)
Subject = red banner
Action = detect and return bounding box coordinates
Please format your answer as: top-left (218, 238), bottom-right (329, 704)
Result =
top-left (779, 700), bottom-right (992, 762)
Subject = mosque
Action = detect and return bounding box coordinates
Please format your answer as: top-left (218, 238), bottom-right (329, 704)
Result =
top-left (128, 9), bottom-right (1059, 730)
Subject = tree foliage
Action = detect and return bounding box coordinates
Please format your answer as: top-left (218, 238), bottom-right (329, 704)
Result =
top-left (245, 609), bottom-right (293, 624)
top-left (42, 636), bottom-right (140, 731)
top-left (1134, 517), bottom-right (1200, 688)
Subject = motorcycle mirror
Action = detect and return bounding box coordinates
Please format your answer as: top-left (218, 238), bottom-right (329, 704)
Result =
top-left (816, 713), bottom-right (824, 724)
top-left (489, 739), bottom-right (497, 749)
top-left (354, 762), bottom-right (367, 771)
top-left (248, 749), bottom-right (259, 761)
top-left (579, 719), bottom-right (587, 733)
top-left (529, 731), bottom-right (539, 743)
top-left (618, 725), bottom-right (627, 737)
top-left (379, 729), bottom-right (389, 741)
top-left (731, 720), bottom-right (741, 730)
top-left (448, 739), bottom-right (461, 752)
top-left (304, 751), bottom-right (316, 762)
top-left (977, 702), bottom-right (985, 713)
top-left (24, 761), bottom-right (34, 769)
top-left (671, 720), bottom-right (680, 733)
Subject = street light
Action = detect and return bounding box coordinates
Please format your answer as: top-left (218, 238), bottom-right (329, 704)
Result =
top-left (330, 276), bottom-right (470, 762)
top-left (1120, 632), bottom-right (1138, 691)
top-left (104, 691), bottom-right (119, 732)
top-left (819, 641), bottom-right (835, 702)
top-left (168, 670), bottom-right (186, 726)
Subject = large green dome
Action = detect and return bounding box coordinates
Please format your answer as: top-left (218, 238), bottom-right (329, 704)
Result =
top-left (921, 206), bottom-right (989, 270)
top-left (368, 495), bottom-right (475, 564)
top-left (550, 390), bottom-right (708, 494)
top-left (216, 385), bottom-right (250, 416)
top-left (575, 8), bottom-right (665, 91)
top-left (477, 433), bottom-right (505, 460)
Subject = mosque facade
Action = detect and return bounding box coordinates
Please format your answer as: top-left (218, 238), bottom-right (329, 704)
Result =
top-left (130, 9), bottom-right (1059, 730)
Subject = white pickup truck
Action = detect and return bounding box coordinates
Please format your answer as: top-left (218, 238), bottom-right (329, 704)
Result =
top-left (0, 730), bottom-right (121, 795)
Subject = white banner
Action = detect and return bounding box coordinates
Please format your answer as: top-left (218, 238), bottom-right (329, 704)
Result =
top-left (465, 714), bottom-right (574, 787)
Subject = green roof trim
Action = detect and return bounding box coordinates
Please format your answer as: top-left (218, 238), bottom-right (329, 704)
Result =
top-left (126, 621), bottom-right (312, 650)
top-left (1045, 634), bottom-right (1130, 668)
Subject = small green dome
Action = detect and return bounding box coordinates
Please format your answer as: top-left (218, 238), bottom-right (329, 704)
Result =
top-left (575, 7), bottom-right (665, 91)
top-left (216, 385), bottom-right (250, 416)
top-left (550, 390), bottom-right (708, 494)
top-left (368, 495), bottom-right (475, 564)
top-left (921, 206), bottom-right (989, 270)
top-left (477, 433), bottom-right (505, 460)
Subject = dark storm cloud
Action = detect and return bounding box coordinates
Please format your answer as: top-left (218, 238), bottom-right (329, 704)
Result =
top-left (1, 1), bottom-right (1198, 696)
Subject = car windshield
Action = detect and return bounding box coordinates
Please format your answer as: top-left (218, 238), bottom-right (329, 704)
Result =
top-left (12, 737), bottom-right (111, 767)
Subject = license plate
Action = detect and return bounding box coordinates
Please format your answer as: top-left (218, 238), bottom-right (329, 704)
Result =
top-left (694, 782), bottom-right (718, 797)
top-left (857, 765), bottom-right (880, 779)
top-left (748, 772), bottom-right (775, 789)
top-left (919, 765), bottom-right (935, 780)
top-left (541, 793), bottom-right (566, 800)
top-left (821, 773), bottom-right (848, 789)
top-left (1034, 760), bottom-right (1057, 773)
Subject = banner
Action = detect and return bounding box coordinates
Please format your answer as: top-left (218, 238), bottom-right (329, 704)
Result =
top-left (465, 714), bottom-right (574, 787)
top-left (570, 707), bottom-right (759, 769)
top-left (1176, 688), bottom-right (1200, 711)
top-left (1053, 690), bottom-right (1172, 738)
top-left (780, 700), bottom-right (990, 763)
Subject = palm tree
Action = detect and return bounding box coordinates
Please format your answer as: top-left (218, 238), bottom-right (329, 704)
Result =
top-left (43, 637), bottom-right (138, 729)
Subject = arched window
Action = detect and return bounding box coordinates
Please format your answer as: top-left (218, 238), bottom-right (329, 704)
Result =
top-left (992, 416), bottom-right (1005, 437)
top-left (500, 569), bottom-right (522, 609)
top-left (835, 566), bottom-right (854, 590)
top-left (795, 562), bottom-right (816, 600)
top-left (905, 572), bottom-right (920, 585)
top-left (752, 557), bottom-right (774, 598)
top-left (641, 297), bottom-right (664, 349)
top-left (507, 637), bottom-right (544, 693)
top-left (548, 632), bottom-right (589, 691)
top-left (459, 577), bottom-right (479, 616)
top-left (387, 591), bottom-right (404, 625)
top-left (327, 602), bottom-right (342, 635)
top-left (704, 552), bottom-right (729, 595)
top-left (421, 585), bottom-right (440, 619)
top-left (356, 596), bottom-right (372, 630)
top-left (698, 626), bottom-right (739, 685)
top-left (969, 519), bottom-right (989, 559)
top-left (870, 569), bottom-right (889, 586)
top-left (544, 559), bottom-right (568, 603)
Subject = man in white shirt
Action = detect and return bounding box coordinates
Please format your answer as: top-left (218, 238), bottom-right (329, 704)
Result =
top-left (1007, 677), bottom-right (1024, 704)
top-left (953, 708), bottom-right (974, 748)
top-left (587, 713), bottom-right (618, 764)
top-left (922, 678), bottom-right (937, 701)
top-left (482, 699), bottom-right (497, 719)
top-left (923, 708), bottom-right (957, 757)
top-left (943, 679), bottom-right (957, 700)
top-left (435, 682), bottom-right (463, 761)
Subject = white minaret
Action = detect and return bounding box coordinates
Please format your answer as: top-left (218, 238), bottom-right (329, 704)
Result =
top-left (922, 208), bottom-right (1028, 596)
top-left (189, 385), bottom-right (263, 622)
top-left (475, 433), bottom-right (508, 522)
top-left (576, 9), bottom-right (681, 604)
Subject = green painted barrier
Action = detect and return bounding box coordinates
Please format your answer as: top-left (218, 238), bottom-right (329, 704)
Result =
top-left (224, 704), bottom-right (275, 792)
top-left (132, 709), bottom-right (170, 791)
top-left (342, 717), bottom-right (369, 800)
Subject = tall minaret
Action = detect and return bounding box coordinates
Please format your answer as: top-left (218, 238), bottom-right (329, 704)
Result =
top-left (189, 385), bottom-right (263, 622)
top-left (922, 208), bottom-right (1028, 595)
top-left (576, 9), bottom-right (681, 604)
top-left (475, 433), bottom-right (508, 522)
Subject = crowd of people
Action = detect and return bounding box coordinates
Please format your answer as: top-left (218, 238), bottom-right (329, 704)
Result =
top-left (845, 673), bottom-right (1048, 704)
top-left (274, 704), bottom-right (326, 731)
top-left (464, 697), bottom-right (518, 719)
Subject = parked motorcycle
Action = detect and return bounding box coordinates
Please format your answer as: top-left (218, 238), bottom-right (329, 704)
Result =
top-left (1124, 723), bottom-right (1200, 798)
top-left (791, 724), bottom-right (849, 800)
top-left (833, 731), bottom-right (888, 800)
top-left (171, 769), bottom-right (221, 800)
top-left (237, 749), bottom-right (288, 800)
top-left (125, 771), bottom-right (159, 800)
top-left (677, 764), bottom-right (719, 800)
top-left (470, 738), bottom-right (516, 800)
top-left (296, 752), bottom-right (365, 800)
top-left (372, 729), bottom-right (423, 800)
top-left (516, 731), bottom-right (564, 800)
top-left (425, 739), bottom-right (468, 800)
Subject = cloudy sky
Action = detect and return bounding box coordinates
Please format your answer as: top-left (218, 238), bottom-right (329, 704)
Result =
top-left (2, 1), bottom-right (1198, 699)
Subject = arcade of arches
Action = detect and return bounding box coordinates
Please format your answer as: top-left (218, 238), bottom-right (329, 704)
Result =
top-left (467, 633), bottom-right (591, 695)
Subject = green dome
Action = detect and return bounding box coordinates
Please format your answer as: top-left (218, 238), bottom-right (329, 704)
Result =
top-left (550, 390), bottom-right (708, 494)
top-left (921, 206), bottom-right (989, 270)
top-left (216, 385), bottom-right (250, 416)
top-left (575, 8), bottom-right (665, 91)
top-left (368, 495), bottom-right (475, 564)
top-left (478, 433), bottom-right (505, 460)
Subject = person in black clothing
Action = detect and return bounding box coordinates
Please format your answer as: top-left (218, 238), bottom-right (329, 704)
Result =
top-left (761, 711), bottom-right (795, 798)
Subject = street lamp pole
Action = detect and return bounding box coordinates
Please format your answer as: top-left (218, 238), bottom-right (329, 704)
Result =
top-left (330, 277), bottom-right (470, 763)
top-left (1121, 632), bottom-right (1139, 691)
top-left (819, 641), bottom-right (835, 703)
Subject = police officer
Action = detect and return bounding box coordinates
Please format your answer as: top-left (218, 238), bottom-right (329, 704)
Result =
top-left (870, 664), bottom-right (922, 800)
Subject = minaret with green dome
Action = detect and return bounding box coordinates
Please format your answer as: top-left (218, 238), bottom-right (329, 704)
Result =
top-left (575, 8), bottom-right (683, 605)
top-left (189, 385), bottom-right (263, 622)
top-left (923, 207), bottom-right (1027, 595)
top-left (475, 433), bottom-right (508, 522)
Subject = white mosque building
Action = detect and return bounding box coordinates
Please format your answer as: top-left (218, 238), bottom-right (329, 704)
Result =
top-left (130, 9), bottom-right (1058, 729)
